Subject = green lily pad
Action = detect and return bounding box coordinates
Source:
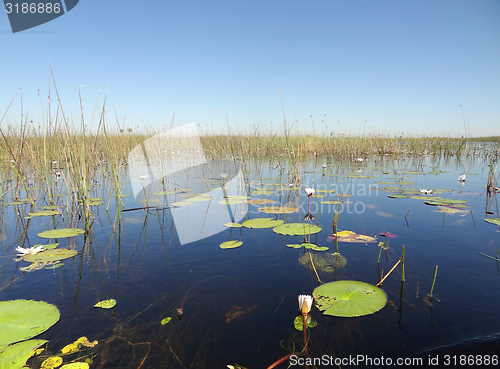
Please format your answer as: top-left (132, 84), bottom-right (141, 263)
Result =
top-left (388, 194), bottom-right (408, 198)
top-left (301, 243), bottom-right (316, 249)
top-left (220, 240), bottom-right (243, 249)
top-left (320, 200), bottom-right (342, 205)
top-left (286, 244), bottom-right (302, 249)
top-left (152, 190), bottom-right (178, 196)
top-left (242, 218), bottom-right (284, 229)
top-left (60, 363), bottom-right (90, 369)
top-left (258, 206), bottom-right (298, 214)
top-left (294, 315), bottom-right (318, 331)
top-left (218, 198), bottom-right (248, 205)
top-left (24, 249), bottom-right (78, 263)
top-left (25, 210), bottom-right (62, 219)
top-left (37, 228), bottom-right (85, 239)
top-left (41, 243), bottom-right (59, 250)
top-left (171, 201), bottom-right (192, 206)
top-left (224, 223), bottom-right (242, 228)
top-left (273, 223), bottom-right (322, 235)
top-left (251, 189), bottom-right (274, 195)
top-left (313, 280), bottom-right (387, 317)
top-left (94, 299), bottom-right (116, 309)
top-left (396, 181), bottom-right (416, 185)
top-left (0, 339), bottom-right (47, 369)
top-left (161, 317), bottom-right (172, 325)
top-left (247, 199), bottom-right (276, 205)
top-left (424, 199), bottom-right (468, 206)
top-left (316, 189), bottom-right (336, 193)
top-left (0, 299), bottom-right (60, 345)
top-left (41, 356), bottom-right (64, 369)
top-left (38, 205), bottom-right (63, 210)
top-left (485, 218), bottom-right (500, 226)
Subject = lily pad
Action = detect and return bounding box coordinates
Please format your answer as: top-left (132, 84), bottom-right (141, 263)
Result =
top-left (313, 280), bottom-right (387, 317)
top-left (375, 211), bottom-right (393, 217)
top-left (41, 356), bottom-right (64, 369)
top-left (94, 299), bottom-right (116, 309)
top-left (485, 218), bottom-right (500, 226)
top-left (0, 339), bottom-right (47, 369)
top-left (298, 252), bottom-right (346, 272)
top-left (60, 363), bottom-right (90, 369)
top-left (0, 299), bottom-right (60, 345)
top-left (387, 194), bottom-right (408, 198)
top-left (320, 200), bottom-right (342, 205)
top-left (332, 230), bottom-right (377, 243)
top-left (242, 218), bottom-right (284, 229)
top-left (246, 199), bottom-right (276, 205)
top-left (251, 189), bottom-right (274, 195)
top-left (286, 244), bottom-right (302, 249)
top-left (258, 206), bottom-right (298, 214)
top-left (224, 223), bottom-right (242, 228)
top-left (24, 249), bottom-right (78, 263)
top-left (37, 228), bottom-right (85, 239)
top-left (25, 210), bottom-right (62, 219)
top-left (40, 243), bottom-right (59, 250)
top-left (273, 223), bottom-right (322, 236)
top-left (161, 317), bottom-right (172, 325)
top-left (220, 240), bottom-right (243, 249)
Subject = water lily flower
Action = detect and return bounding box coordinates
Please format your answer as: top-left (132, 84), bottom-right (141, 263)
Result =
top-left (322, 164), bottom-right (327, 169)
top-left (304, 188), bottom-right (315, 196)
top-left (16, 245), bottom-right (45, 257)
top-left (357, 158), bottom-right (363, 162)
top-left (419, 189), bottom-right (433, 194)
top-left (458, 174), bottom-right (466, 182)
top-left (298, 295), bottom-right (313, 314)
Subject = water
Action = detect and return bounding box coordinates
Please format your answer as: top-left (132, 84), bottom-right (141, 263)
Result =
top-left (1, 154), bottom-right (499, 368)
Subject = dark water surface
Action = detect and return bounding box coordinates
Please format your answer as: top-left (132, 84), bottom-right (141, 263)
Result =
top-left (1, 154), bottom-right (499, 368)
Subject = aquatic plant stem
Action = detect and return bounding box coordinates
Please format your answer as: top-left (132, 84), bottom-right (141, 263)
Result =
top-left (376, 257), bottom-right (402, 287)
top-left (429, 265), bottom-right (438, 298)
top-left (401, 245), bottom-right (405, 282)
top-left (308, 252), bottom-right (322, 284)
top-left (302, 313), bottom-right (308, 354)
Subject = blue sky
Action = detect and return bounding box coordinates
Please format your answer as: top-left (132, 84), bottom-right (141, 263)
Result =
top-left (1, 0), bottom-right (499, 137)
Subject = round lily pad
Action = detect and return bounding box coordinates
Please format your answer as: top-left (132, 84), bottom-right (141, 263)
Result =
top-left (247, 199), bottom-right (276, 205)
top-left (258, 206), bottom-right (298, 214)
top-left (41, 356), bottom-right (64, 369)
top-left (94, 299), bottom-right (116, 309)
top-left (320, 200), bottom-right (342, 205)
top-left (313, 280), bottom-right (387, 317)
top-left (484, 218), bottom-right (500, 225)
top-left (25, 210), bottom-right (62, 219)
top-left (24, 249), bottom-right (78, 263)
top-left (224, 222), bottom-right (242, 228)
top-left (286, 244), bottom-right (302, 248)
top-left (161, 317), bottom-right (172, 325)
top-left (37, 228), bottom-right (85, 239)
top-left (273, 223), bottom-right (322, 235)
top-left (60, 363), bottom-right (90, 369)
top-left (0, 339), bottom-right (48, 369)
top-left (0, 299), bottom-right (60, 345)
top-left (242, 218), bottom-right (284, 229)
top-left (220, 240), bottom-right (243, 249)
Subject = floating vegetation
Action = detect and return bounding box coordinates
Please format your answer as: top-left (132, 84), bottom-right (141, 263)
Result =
top-left (0, 299), bottom-right (60, 345)
top-left (424, 199), bottom-right (468, 207)
top-left (298, 252), bottom-right (347, 272)
top-left (25, 210), bottom-right (62, 219)
top-left (485, 218), bottom-right (500, 226)
top-left (388, 194), bottom-right (408, 198)
top-left (160, 317), bottom-right (172, 325)
top-left (37, 228), bottom-right (86, 239)
top-left (257, 206), bottom-right (298, 214)
top-left (23, 249), bottom-right (78, 263)
top-left (273, 223), bottom-right (322, 236)
top-left (313, 280), bottom-right (387, 317)
top-left (375, 211), bottom-right (393, 217)
top-left (41, 356), bottom-right (63, 369)
top-left (220, 240), bottom-right (243, 249)
top-left (224, 222), bottom-right (242, 228)
top-left (94, 299), bottom-right (117, 309)
top-left (377, 231), bottom-right (399, 238)
top-left (246, 199), bottom-right (275, 205)
top-left (250, 189), bottom-right (274, 195)
top-left (331, 230), bottom-right (377, 243)
top-left (0, 339), bottom-right (48, 369)
top-left (242, 218), bottom-right (284, 228)
top-left (320, 200), bottom-right (342, 205)
top-left (294, 315), bottom-right (317, 331)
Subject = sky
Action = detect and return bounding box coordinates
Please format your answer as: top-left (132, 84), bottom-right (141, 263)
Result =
top-left (1, 0), bottom-right (499, 137)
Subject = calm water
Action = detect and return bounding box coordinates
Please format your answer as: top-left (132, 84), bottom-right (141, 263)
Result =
top-left (1, 154), bottom-right (499, 368)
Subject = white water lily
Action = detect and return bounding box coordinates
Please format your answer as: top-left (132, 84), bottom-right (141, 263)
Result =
top-left (16, 245), bottom-right (45, 257)
top-left (304, 188), bottom-right (315, 196)
top-left (298, 294), bottom-right (313, 314)
top-left (419, 189), bottom-right (433, 194)
top-left (458, 174), bottom-right (466, 182)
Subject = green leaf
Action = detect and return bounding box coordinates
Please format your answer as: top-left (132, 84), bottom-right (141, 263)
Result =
top-left (40, 243), bottom-right (59, 250)
top-left (224, 223), bottom-right (242, 228)
top-left (258, 206), bottom-right (298, 214)
top-left (286, 244), bottom-right (302, 249)
top-left (0, 339), bottom-right (47, 369)
top-left (294, 315), bottom-right (318, 331)
top-left (313, 280), bottom-right (387, 317)
top-left (41, 356), bottom-right (63, 369)
top-left (161, 317), bottom-right (172, 325)
top-left (272, 223), bottom-right (322, 236)
top-left (37, 228), bottom-right (85, 239)
top-left (485, 218), bottom-right (500, 226)
top-left (94, 299), bottom-right (116, 309)
top-left (60, 363), bottom-right (90, 369)
top-left (242, 218), bottom-right (284, 229)
top-left (0, 300), bottom-right (60, 345)
top-left (24, 249), bottom-right (77, 263)
top-left (25, 210), bottom-right (62, 219)
top-left (320, 200), bottom-right (342, 205)
top-left (220, 241), bottom-right (243, 249)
